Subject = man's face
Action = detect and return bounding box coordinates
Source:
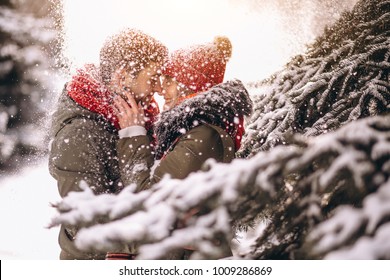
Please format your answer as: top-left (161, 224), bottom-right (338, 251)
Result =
top-left (113, 62), bottom-right (162, 106)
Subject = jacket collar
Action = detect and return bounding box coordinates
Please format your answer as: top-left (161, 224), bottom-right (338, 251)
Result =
top-left (154, 79), bottom-right (253, 159)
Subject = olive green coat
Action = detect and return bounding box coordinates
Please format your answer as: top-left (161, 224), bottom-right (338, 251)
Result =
top-left (117, 80), bottom-right (253, 259)
top-left (118, 124), bottom-right (235, 189)
top-left (49, 88), bottom-right (124, 259)
top-left (118, 79), bottom-right (252, 190)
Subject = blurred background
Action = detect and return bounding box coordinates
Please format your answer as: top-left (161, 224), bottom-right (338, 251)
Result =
top-left (0, 0), bottom-right (60, 174)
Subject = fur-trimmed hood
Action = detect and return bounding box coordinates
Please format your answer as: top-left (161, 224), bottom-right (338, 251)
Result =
top-left (154, 79), bottom-right (253, 158)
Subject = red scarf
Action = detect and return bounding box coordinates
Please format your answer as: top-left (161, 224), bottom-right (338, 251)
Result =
top-left (67, 64), bottom-right (159, 133)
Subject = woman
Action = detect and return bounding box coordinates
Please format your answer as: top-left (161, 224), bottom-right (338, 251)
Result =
top-left (113, 36), bottom-right (253, 259)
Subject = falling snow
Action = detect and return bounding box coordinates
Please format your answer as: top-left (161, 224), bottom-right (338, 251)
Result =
top-left (1, 0), bottom-right (389, 260)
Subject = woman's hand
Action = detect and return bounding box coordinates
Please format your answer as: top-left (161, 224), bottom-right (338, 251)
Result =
top-left (113, 91), bottom-right (145, 129)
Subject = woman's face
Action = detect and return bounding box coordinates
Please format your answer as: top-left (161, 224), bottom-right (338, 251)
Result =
top-left (160, 76), bottom-right (181, 111)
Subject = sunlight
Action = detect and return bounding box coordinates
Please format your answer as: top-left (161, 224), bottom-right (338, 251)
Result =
top-left (62, 0), bottom-right (306, 82)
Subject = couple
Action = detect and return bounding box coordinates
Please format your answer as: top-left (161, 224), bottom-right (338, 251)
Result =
top-left (48, 28), bottom-right (252, 260)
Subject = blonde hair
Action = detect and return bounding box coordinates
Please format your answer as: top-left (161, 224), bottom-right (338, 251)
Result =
top-left (99, 28), bottom-right (168, 85)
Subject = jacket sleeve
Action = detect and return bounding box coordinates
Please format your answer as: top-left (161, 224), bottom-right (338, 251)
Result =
top-left (49, 119), bottom-right (120, 198)
top-left (117, 134), bottom-right (155, 192)
top-left (117, 125), bottom-right (233, 191)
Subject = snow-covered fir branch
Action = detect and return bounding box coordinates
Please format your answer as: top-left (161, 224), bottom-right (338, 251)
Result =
top-left (249, 115), bottom-right (390, 259)
top-left (239, 0), bottom-right (390, 157)
top-left (51, 114), bottom-right (390, 259)
top-left (50, 152), bottom-right (288, 259)
top-left (0, 5), bottom-right (58, 169)
top-left (308, 177), bottom-right (390, 259)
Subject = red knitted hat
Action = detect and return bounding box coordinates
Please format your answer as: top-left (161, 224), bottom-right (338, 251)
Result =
top-left (163, 36), bottom-right (232, 92)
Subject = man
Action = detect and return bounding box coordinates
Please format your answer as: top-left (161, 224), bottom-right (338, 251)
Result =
top-left (48, 28), bottom-right (168, 259)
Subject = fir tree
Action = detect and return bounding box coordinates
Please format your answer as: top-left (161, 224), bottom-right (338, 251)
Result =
top-left (239, 0), bottom-right (389, 157)
top-left (0, 0), bottom-right (57, 171)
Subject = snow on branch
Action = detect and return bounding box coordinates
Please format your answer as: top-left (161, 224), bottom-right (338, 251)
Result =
top-left (308, 178), bottom-right (390, 259)
top-left (0, 6), bottom-right (57, 168)
top-left (51, 115), bottom-right (390, 259)
top-left (50, 147), bottom-right (301, 259)
top-left (245, 115), bottom-right (390, 259)
top-left (51, 181), bottom-right (150, 228)
top-left (239, 0), bottom-right (390, 157)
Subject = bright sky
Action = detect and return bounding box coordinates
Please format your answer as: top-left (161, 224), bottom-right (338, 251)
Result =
top-left (61, 0), bottom-right (312, 83)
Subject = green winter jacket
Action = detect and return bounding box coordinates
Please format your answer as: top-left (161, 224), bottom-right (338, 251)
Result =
top-left (49, 87), bottom-right (124, 260)
top-left (118, 124), bottom-right (234, 189)
top-left (118, 79), bottom-right (252, 189)
top-left (117, 80), bottom-right (253, 259)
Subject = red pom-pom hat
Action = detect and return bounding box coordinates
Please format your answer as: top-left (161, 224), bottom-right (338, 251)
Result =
top-left (163, 36), bottom-right (232, 92)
